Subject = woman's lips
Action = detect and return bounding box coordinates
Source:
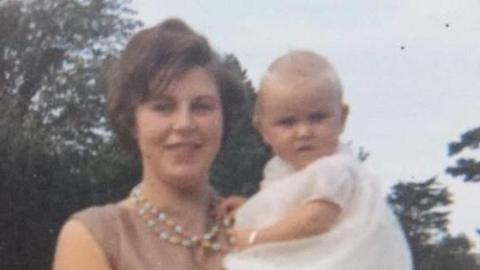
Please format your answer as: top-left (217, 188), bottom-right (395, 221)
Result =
top-left (165, 141), bottom-right (202, 151)
top-left (165, 142), bottom-right (202, 162)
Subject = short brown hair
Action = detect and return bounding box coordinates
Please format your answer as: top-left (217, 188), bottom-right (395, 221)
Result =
top-left (106, 18), bottom-right (246, 152)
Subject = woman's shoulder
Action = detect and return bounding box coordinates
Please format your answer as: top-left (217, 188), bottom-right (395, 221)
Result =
top-left (71, 201), bottom-right (135, 244)
top-left (61, 201), bottom-right (133, 269)
top-left (72, 203), bottom-right (125, 223)
top-left (53, 203), bottom-right (128, 270)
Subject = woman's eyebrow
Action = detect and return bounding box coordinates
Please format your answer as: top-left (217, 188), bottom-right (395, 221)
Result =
top-left (149, 94), bottom-right (172, 102)
top-left (195, 95), bottom-right (221, 101)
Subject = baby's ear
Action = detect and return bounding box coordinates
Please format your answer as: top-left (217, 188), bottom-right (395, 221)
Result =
top-left (253, 116), bottom-right (270, 145)
top-left (340, 104), bottom-right (350, 130)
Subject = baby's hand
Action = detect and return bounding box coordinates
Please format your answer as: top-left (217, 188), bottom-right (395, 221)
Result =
top-left (227, 228), bottom-right (256, 251)
top-left (216, 195), bottom-right (247, 219)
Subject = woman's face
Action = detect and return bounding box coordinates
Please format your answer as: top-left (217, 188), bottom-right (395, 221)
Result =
top-left (134, 67), bottom-right (223, 188)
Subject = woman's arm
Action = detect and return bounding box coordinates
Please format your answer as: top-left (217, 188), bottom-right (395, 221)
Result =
top-left (53, 220), bottom-right (113, 270)
top-left (230, 199), bottom-right (340, 250)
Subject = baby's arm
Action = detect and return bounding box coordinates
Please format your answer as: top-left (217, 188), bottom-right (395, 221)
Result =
top-left (230, 199), bottom-right (340, 250)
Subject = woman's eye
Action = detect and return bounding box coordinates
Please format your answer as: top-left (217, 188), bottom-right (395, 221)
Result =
top-left (193, 103), bottom-right (212, 110)
top-left (192, 101), bottom-right (216, 112)
top-left (152, 102), bottom-right (173, 112)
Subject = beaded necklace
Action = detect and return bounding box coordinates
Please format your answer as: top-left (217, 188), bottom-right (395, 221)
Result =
top-left (130, 185), bottom-right (233, 252)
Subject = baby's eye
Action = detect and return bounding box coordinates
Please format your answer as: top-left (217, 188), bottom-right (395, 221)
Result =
top-left (309, 112), bottom-right (326, 122)
top-left (276, 117), bottom-right (296, 127)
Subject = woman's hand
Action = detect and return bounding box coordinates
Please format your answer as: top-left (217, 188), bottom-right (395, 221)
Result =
top-left (216, 195), bottom-right (247, 219)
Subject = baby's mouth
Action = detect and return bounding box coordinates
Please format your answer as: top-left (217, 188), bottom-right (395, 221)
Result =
top-left (296, 145), bottom-right (314, 152)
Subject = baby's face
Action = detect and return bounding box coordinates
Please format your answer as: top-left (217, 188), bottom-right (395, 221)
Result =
top-left (257, 79), bottom-right (348, 170)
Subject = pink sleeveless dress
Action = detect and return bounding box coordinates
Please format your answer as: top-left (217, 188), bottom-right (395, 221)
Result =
top-left (73, 204), bottom-right (224, 270)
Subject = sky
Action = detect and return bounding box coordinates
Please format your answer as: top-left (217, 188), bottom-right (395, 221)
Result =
top-left (130, 0), bottom-right (480, 248)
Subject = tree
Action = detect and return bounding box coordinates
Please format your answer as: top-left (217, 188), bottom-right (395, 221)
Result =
top-left (430, 234), bottom-right (480, 270)
top-left (1, 0), bottom-right (141, 154)
top-left (389, 178), bottom-right (451, 247)
top-left (446, 126), bottom-right (480, 182)
top-left (388, 178), bottom-right (480, 270)
top-left (446, 126), bottom-right (480, 246)
top-left (211, 54), bottom-right (271, 196)
top-left (0, 1), bottom-right (141, 269)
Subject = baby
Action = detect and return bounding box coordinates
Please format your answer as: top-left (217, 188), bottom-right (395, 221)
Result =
top-left (222, 50), bottom-right (412, 270)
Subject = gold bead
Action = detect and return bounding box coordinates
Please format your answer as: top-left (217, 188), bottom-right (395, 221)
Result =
top-left (202, 240), bottom-right (212, 248)
top-left (166, 218), bottom-right (175, 227)
top-left (169, 235), bottom-right (181, 244)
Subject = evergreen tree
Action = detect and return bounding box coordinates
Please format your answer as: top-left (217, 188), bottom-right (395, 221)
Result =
top-left (446, 126), bottom-right (480, 249)
top-left (211, 54), bottom-right (271, 196)
top-left (446, 126), bottom-right (480, 182)
top-left (388, 178), bottom-right (480, 270)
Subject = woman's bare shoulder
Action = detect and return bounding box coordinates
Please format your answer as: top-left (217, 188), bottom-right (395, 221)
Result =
top-left (53, 218), bottom-right (112, 270)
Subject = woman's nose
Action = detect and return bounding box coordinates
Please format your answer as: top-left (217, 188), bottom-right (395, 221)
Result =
top-left (172, 107), bottom-right (195, 132)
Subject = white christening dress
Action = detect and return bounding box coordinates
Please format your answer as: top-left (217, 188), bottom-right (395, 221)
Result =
top-left (223, 146), bottom-right (413, 270)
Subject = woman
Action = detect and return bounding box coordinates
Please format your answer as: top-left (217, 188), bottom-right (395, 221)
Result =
top-left (53, 18), bottom-right (245, 270)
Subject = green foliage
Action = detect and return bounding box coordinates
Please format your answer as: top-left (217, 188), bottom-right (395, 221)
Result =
top-left (0, 124), bottom-right (88, 269)
top-left (389, 178), bottom-right (451, 243)
top-left (0, 0), bottom-right (141, 154)
top-left (388, 178), bottom-right (480, 270)
top-left (0, 0), bottom-right (141, 269)
top-left (211, 54), bottom-right (271, 196)
top-left (446, 126), bottom-right (480, 182)
top-left (414, 234), bottom-right (480, 270)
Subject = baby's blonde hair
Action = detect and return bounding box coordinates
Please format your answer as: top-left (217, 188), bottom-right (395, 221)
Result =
top-left (255, 50), bottom-right (343, 118)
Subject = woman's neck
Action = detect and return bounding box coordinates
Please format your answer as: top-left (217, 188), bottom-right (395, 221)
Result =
top-left (138, 177), bottom-right (214, 237)
top-left (144, 176), bottom-right (210, 206)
